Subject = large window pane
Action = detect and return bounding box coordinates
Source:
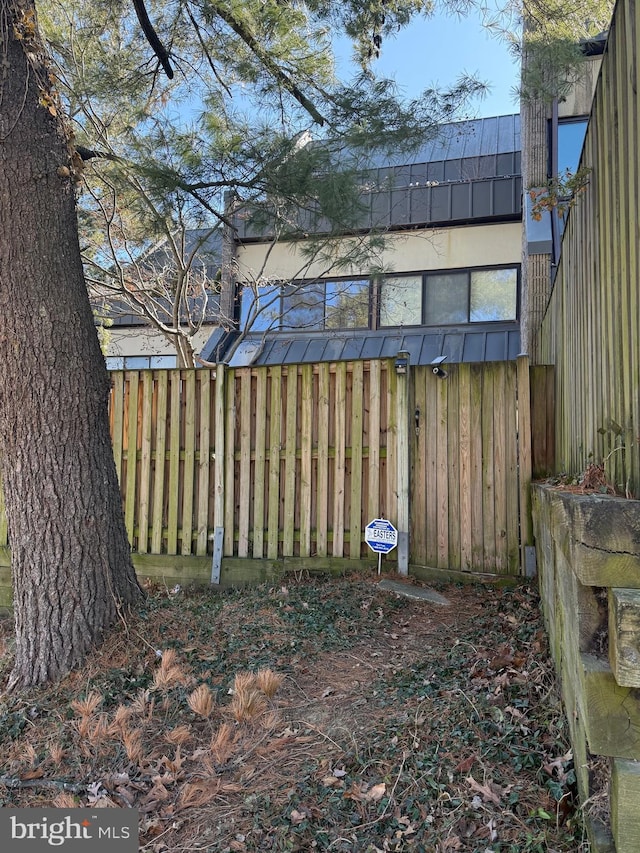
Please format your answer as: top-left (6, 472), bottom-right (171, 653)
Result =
top-left (325, 279), bottom-right (369, 329)
top-left (424, 272), bottom-right (468, 325)
top-left (380, 276), bottom-right (422, 327)
top-left (470, 268), bottom-right (517, 321)
top-left (240, 284), bottom-right (281, 332)
top-left (281, 282), bottom-right (325, 330)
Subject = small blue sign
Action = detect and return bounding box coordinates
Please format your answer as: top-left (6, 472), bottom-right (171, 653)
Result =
top-left (364, 518), bottom-right (398, 554)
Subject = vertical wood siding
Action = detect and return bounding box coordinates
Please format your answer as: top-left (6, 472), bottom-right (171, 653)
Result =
top-left (539, 0), bottom-right (640, 497)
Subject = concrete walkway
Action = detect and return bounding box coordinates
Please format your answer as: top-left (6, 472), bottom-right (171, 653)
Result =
top-left (377, 579), bottom-right (451, 605)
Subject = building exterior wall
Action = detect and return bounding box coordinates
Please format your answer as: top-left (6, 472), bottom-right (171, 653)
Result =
top-left (558, 55), bottom-right (603, 119)
top-left (104, 325), bottom-right (215, 366)
top-left (235, 222), bottom-right (522, 283)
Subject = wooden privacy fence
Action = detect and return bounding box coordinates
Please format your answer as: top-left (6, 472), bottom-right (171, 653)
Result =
top-left (104, 357), bottom-right (550, 578)
top-left (109, 361), bottom-right (396, 563)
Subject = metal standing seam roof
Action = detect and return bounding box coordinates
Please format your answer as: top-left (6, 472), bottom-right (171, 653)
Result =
top-left (371, 114), bottom-right (521, 169)
top-left (226, 327), bottom-right (521, 368)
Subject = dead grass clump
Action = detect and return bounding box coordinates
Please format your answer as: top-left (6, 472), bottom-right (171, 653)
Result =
top-left (130, 688), bottom-right (154, 718)
top-left (47, 743), bottom-right (66, 767)
top-left (260, 710), bottom-right (282, 731)
top-left (187, 684), bottom-right (215, 719)
top-left (70, 690), bottom-right (102, 718)
top-left (19, 741), bottom-right (38, 767)
top-left (230, 673), bottom-right (267, 723)
top-left (153, 649), bottom-right (188, 691)
top-left (110, 704), bottom-right (134, 734)
top-left (177, 780), bottom-right (221, 810)
top-left (227, 668), bottom-right (284, 723)
top-left (121, 728), bottom-right (144, 764)
top-left (232, 671), bottom-right (255, 694)
top-left (165, 726), bottom-right (193, 746)
top-left (255, 667), bottom-right (285, 697)
top-left (88, 713), bottom-right (111, 746)
top-left (209, 722), bottom-right (237, 764)
top-left (231, 688), bottom-right (267, 722)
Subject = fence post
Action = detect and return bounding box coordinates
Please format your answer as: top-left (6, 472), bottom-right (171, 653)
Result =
top-left (211, 365), bottom-right (226, 584)
top-left (396, 353), bottom-right (410, 575)
top-left (517, 355), bottom-right (533, 574)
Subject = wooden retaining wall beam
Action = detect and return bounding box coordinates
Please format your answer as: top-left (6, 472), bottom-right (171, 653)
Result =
top-left (609, 588), bottom-right (640, 687)
top-left (532, 485), bottom-right (640, 587)
top-left (611, 758), bottom-right (640, 853)
top-left (578, 653), bottom-right (640, 760)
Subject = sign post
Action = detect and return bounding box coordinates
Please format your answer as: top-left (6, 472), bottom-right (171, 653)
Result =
top-left (364, 517), bottom-right (398, 575)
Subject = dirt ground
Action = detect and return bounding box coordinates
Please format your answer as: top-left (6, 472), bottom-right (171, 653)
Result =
top-left (0, 574), bottom-right (589, 852)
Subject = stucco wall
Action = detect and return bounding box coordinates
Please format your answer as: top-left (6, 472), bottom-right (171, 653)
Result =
top-left (236, 222), bottom-right (522, 282)
top-left (558, 54), bottom-right (604, 119)
top-left (104, 325), bottom-right (215, 360)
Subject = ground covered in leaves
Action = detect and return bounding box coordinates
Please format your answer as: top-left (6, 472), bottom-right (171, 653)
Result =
top-left (0, 575), bottom-right (587, 852)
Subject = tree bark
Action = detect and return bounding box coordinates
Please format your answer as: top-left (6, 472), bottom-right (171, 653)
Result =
top-left (0, 0), bottom-right (143, 689)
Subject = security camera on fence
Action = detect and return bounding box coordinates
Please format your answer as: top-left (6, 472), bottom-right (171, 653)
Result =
top-left (431, 355), bottom-right (448, 379)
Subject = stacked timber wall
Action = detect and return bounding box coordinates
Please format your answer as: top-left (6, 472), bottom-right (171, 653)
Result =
top-left (533, 484), bottom-right (640, 853)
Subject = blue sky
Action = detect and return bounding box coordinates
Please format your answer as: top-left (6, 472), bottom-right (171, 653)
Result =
top-left (336, 7), bottom-right (521, 120)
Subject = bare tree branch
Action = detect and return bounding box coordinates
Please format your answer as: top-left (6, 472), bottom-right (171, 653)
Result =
top-left (132, 0), bottom-right (174, 79)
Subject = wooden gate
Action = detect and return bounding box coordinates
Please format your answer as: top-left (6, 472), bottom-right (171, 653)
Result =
top-left (409, 358), bottom-right (536, 576)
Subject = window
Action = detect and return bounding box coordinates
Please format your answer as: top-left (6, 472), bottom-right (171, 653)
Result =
top-left (282, 282), bottom-right (325, 330)
top-left (150, 355), bottom-right (178, 369)
top-left (379, 276), bottom-right (422, 326)
top-left (243, 279), bottom-right (370, 332)
top-left (240, 284), bottom-right (283, 332)
top-left (241, 267), bottom-right (518, 334)
top-left (382, 267), bottom-right (518, 328)
top-left (557, 118), bottom-right (588, 176)
top-left (105, 355), bottom-right (178, 370)
top-left (325, 280), bottom-right (370, 329)
top-left (470, 269), bottom-right (518, 322)
top-left (424, 272), bottom-right (468, 325)
top-left (549, 114), bottom-right (589, 262)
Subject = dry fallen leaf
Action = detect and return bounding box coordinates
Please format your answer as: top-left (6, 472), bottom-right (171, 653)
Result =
top-left (454, 754), bottom-right (476, 774)
top-left (290, 808), bottom-right (308, 825)
top-left (363, 782), bottom-right (386, 803)
top-left (465, 775), bottom-right (501, 806)
top-left (20, 768), bottom-right (44, 780)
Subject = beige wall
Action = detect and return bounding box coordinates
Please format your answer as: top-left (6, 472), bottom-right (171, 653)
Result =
top-left (558, 55), bottom-right (603, 119)
top-left (104, 325), bottom-right (214, 360)
top-left (236, 222), bottom-right (522, 283)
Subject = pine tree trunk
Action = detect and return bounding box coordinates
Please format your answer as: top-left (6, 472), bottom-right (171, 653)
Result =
top-left (0, 0), bottom-right (143, 689)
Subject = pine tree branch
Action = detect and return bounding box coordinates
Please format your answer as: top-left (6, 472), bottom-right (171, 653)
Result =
top-left (132, 0), bottom-right (174, 79)
top-left (207, 2), bottom-right (325, 126)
